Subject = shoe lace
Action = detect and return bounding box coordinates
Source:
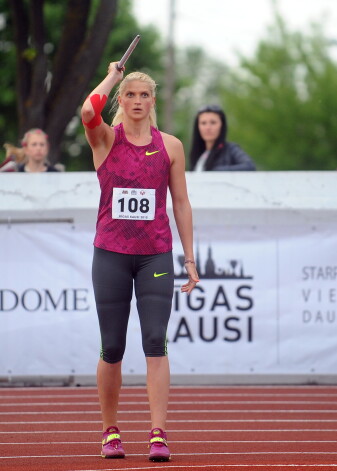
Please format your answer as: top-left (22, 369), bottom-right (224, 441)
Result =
top-left (110, 438), bottom-right (121, 449)
top-left (102, 431), bottom-right (122, 449)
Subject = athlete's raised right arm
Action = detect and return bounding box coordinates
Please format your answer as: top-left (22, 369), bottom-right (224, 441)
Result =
top-left (81, 62), bottom-right (124, 169)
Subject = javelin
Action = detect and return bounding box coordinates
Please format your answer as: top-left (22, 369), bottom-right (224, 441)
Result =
top-left (116, 35), bottom-right (141, 71)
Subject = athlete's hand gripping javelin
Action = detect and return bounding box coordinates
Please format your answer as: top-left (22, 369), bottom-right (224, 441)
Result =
top-left (107, 34), bottom-right (141, 75)
top-left (107, 62), bottom-right (125, 76)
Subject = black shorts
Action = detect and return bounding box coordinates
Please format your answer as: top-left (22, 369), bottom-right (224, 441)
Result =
top-left (92, 247), bottom-right (174, 363)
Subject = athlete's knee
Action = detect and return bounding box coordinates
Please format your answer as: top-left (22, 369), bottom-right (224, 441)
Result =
top-left (142, 331), bottom-right (167, 357)
top-left (100, 344), bottom-right (125, 364)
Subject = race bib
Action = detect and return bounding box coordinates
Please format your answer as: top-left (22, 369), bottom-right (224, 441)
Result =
top-left (112, 188), bottom-right (156, 220)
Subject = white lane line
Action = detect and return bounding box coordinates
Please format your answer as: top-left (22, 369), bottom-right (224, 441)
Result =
top-left (1, 428), bottom-right (337, 434)
top-left (2, 400), bottom-right (337, 406)
top-left (2, 392), bottom-right (337, 399)
top-left (3, 418), bottom-right (337, 424)
top-left (63, 465), bottom-right (337, 471)
top-left (1, 440), bottom-right (337, 445)
top-left (1, 384), bottom-right (337, 392)
top-left (2, 451), bottom-right (337, 459)
top-left (61, 466), bottom-right (337, 471)
top-left (1, 409), bottom-right (337, 416)
top-left (1, 387), bottom-right (337, 397)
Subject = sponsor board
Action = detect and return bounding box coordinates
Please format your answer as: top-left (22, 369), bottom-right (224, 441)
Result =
top-left (0, 223), bottom-right (336, 376)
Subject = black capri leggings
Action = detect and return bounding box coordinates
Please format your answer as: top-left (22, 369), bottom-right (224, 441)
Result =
top-left (92, 247), bottom-right (174, 364)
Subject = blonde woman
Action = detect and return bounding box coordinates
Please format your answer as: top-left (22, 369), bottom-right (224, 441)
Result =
top-left (18, 129), bottom-right (59, 172)
top-left (81, 63), bottom-right (199, 462)
top-left (1, 129), bottom-right (60, 172)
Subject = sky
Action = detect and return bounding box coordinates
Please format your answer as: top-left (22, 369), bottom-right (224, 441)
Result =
top-left (132, 0), bottom-right (337, 65)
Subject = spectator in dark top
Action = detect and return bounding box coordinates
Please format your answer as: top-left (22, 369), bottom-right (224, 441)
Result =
top-left (189, 105), bottom-right (256, 171)
top-left (17, 128), bottom-right (59, 172)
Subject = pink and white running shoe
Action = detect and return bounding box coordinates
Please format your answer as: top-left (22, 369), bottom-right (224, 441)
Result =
top-left (148, 427), bottom-right (171, 461)
top-left (101, 426), bottom-right (125, 459)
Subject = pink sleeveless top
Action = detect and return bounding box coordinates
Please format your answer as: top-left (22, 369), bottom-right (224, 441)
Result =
top-left (94, 123), bottom-right (172, 255)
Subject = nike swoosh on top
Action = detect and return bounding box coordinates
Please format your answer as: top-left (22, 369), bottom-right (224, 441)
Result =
top-left (154, 272), bottom-right (169, 277)
top-left (145, 150), bottom-right (159, 156)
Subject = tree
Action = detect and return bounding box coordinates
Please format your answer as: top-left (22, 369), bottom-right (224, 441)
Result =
top-left (2, 0), bottom-right (165, 168)
top-left (171, 46), bottom-right (229, 164)
top-left (7, 0), bottom-right (119, 164)
top-left (217, 11), bottom-right (337, 170)
top-left (3, 2), bottom-right (336, 171)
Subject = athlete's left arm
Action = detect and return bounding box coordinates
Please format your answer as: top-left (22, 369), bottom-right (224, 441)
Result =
top-left (164, 134), bottom-right (199, 294)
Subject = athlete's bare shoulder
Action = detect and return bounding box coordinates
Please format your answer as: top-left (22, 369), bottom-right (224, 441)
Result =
top-left (160, 131), bottom-right (182, 147)
top-left (160, 131), bottom-right (184, 163)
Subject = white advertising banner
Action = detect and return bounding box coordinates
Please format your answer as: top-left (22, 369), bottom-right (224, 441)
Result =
top-left (0, 222), bottom-right (336, 377)
top-left (0, 223), bottom-right (99, 376)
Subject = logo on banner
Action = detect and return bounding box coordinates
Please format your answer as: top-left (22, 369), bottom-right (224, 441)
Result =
top-left (171, 244), bottom-right (254, 344)
top-left (301, 265), bottom-right (337, 325)
top-left (0, 288), bottom-right (90, 312)
top-left (174, 245), bottom-right (253, 280)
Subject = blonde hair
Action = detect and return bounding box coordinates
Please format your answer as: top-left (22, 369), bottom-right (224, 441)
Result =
top-left (111, 72), bottom-right (158, 128)
top-left (3, 143), bottom-right (25, 163)
top-left (21, 128), bottom-right (49, 146)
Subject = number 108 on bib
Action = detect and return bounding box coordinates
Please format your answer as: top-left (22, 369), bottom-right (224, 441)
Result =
top-left (112, 188), bottom-right (156, 220)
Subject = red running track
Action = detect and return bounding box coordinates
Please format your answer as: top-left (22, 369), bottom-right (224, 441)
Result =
top-left (1, 385), bottom-right (337, 471)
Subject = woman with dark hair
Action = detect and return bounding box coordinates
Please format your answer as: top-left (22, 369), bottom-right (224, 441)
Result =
top-left (189, 105), bottom-right (256, 171)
